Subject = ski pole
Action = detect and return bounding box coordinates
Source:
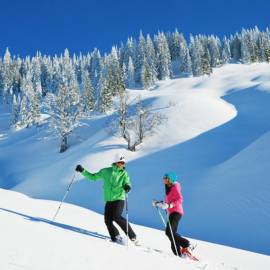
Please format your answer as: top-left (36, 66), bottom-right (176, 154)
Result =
top-left (156, 206), bottom-right (166, 227)
top-left (155, 205), bottom-right (179, 257)
top-left (52, 173), bottom-right (76, 222)
top-left (125, 192), bottom-right (129, 248)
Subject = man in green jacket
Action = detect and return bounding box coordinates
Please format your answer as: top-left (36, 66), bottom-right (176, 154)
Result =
top-left (75, 153), bottom-right (137, 243)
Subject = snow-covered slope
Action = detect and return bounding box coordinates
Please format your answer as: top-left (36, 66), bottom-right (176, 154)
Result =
top-left (1, 188), bottom-right (269, 270)
top-left (1, 64), bottom-right (270, 257)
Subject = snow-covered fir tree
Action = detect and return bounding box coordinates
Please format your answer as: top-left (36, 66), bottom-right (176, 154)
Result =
top-left (10, 94), bottom-right (20, 127)
top-left (262, 28), bottom-right (270, 62)
top-left (0, 64), bottom-right (5, 104)
top-left (107, 47), bottom-right (123, 96)
top-left (141, 57), bottom-right (153, 89)
top-left (40, 56), bottom-right (53, 96)
top-left (241, 30), bottom-right (253, 63)
top-left (145, 34), bottom-right (157, 85)
top-left (154, 32), bottom-right (172, 80)
top-left (221, 37), bottom-right (231, 64)
top-left (123, 57), bottom-right (135, 88)
top-left (179, 34), bottom-right (192, 76)
top-left (2, 48), bottom-right (14, 104)
top-left (166, 29), bottom-right (182, 75)
top-left (201, 48), bottom-right (212, 75)
top-left (120, 37), bottom-right (136, 72)
top-left (134, 31), bottom-right (146, 86)
top-left (98, 61), bottom-right (113, 113)
top-left (89, 48), bottom-right (102, 100)
top-left (16, 72), bottom-right (41, 128)
top-left (189, 35), bottom-right (203, 76)
top-left (230, 33), bottom-right (242, 62)
top-left (207, 35), bottom-right (222, 67)
top-left (81, 69), bottom-right (95, 115)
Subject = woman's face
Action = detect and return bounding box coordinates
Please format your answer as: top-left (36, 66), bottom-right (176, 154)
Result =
top-left (163, 177), bottom-right (171, 185)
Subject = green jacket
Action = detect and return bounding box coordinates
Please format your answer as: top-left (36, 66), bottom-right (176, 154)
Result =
top-left (81, 164), bottom-right (131, 202)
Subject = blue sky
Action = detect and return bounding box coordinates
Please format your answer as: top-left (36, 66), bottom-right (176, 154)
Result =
top-left (1, 0), bottom-right (269, 57)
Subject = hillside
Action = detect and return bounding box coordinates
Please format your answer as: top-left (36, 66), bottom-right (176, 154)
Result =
top-left (0, 63), bottom-right (270, 256)
top-left (1, 188), bottom-right (269, 270)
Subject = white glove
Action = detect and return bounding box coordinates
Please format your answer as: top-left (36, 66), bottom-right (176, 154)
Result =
top-left (152, 200), bottom-right (158, 207)
top-left (162, 202), bottom-right (170, 210)
top-left (156, 202), bottom-right (169, 210)
top-left (152, 200), bottom-right (173, 210)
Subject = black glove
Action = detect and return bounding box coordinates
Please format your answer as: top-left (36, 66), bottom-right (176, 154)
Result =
top-left (75, 165), bottom-right (84, 173)
top-left (123, 184), bottom-right (131, 193)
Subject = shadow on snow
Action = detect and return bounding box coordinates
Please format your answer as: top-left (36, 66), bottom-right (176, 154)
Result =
top-left (0, 207), bottom-right (109, 241)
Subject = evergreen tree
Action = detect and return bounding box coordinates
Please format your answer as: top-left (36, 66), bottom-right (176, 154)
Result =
top-left (12, 58), bottom-right (22, 97)
top-left (0, 64), bottom-right (4, 104)
top-left (230, 34), bottom-right (242, 62)
top-left (166, 29), bottom-right (182, 75)
top-left (134, 31), bottom-right (146, 86)
top-left (145, 34), bottom-right (157, 85)
top-left (221, 37), bottom-right (231, 64)
top-left (124, 57), bottom-right (135, 88)
top-left (19, 72), bottom-right (41, 128)
top-left (179, 35), bottom-right (192, 76)
top-left (190, 35), bottom-right (203, 76)
top-left (141, 57), bottom-right (152, 89)
top-left (89, 48), bottom-right (102, 99)
top-left (40, 56), bottom-right (53, 96)
top-left (31, 55), bottom-right (43, 99)
top-left (260, 29), bottom-right (270, 62)
top-left (99, 67), bottom-right (113, 113)
top-left (107, 47), bottom-right (122, 96)
top-left (82, 70), bottom-right (95, 114)
top-left (2, 48), bottom-right (14, 104)
top-left (18, 95), bottom-right (28, 128)
top-left (154, 32), bottom-right (172, 80)
top-left (241, 29), bottom-right (252, 63)
top-left (167, 30), bottom-right (181, 61)
top-left (11, 94), bottom-right (20, 127)
top-left (121, 37), bottom-right (136, 69)
top-left (208, 36), bottom-right (222, 67)
top-left (201, 49), bottom-right (212, 75)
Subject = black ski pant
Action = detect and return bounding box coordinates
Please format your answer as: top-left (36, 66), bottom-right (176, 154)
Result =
top-left (165, 212), bottom-right (190, 256)
top-left (104, 200), bottom-right (136, 242)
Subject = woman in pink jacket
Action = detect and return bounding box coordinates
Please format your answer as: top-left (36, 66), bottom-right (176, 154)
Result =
top-left (154, 172), bottom-right (193, 257)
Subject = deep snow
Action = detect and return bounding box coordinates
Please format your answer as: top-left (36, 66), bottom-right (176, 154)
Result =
top-left (1, 188), bottom-right (269, 270)
top-left (1, 64), bottom-right (270, 261)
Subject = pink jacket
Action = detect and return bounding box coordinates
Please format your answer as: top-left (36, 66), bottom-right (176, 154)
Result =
top-left (165, 182), bottom-right (184, 215)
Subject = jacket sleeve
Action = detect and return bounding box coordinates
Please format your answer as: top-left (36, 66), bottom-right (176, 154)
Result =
top-left (123, 172), bottom-right (131, 188)
top-left (81, 168), bottom-right (104, 181)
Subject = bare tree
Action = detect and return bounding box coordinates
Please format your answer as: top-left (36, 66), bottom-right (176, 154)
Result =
top-left (115, 92), bottom-right (166, 151)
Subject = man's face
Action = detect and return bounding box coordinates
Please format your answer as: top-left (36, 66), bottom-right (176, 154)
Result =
top-left (116, 161), bottom-right (125, 168)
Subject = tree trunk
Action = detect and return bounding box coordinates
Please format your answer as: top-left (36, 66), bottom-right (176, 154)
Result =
top-left (60, 134), bottom-right (68, 153)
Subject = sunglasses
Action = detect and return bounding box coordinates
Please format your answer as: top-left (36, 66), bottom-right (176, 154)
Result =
top-left (117, 161), bottom-right (125, 165)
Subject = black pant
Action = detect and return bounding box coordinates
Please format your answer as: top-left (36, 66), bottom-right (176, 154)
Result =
top-left (165, 212), bottom-right (190, 256)
top-left (104, 200), bottom-right (136, 241)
